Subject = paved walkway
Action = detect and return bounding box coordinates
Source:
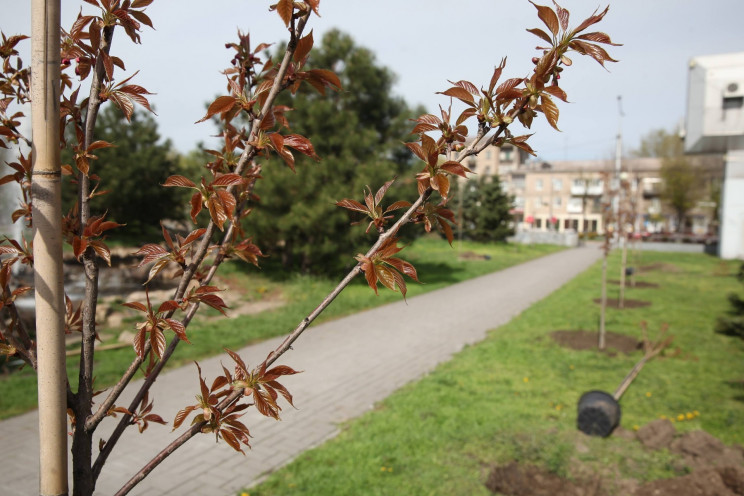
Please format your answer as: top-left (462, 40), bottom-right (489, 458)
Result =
top-left (1, 244), bottom-right (601, 495)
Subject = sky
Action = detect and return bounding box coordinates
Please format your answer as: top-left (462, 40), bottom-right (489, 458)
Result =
top-left (3, 0), bottom-right (744, 161)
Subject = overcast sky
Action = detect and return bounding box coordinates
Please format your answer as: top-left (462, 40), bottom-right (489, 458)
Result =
top-left (3, 0), bottom-right (744, 161)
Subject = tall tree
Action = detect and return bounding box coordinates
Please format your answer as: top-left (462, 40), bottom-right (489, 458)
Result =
top-left (634, 128), bottom-right (700, 232)
top-left (245, 29), bottom-right (418, 274)
top-left (61, 106), bottom-right (186, 240)
top-left (459, 176), bottom-right (514, 242)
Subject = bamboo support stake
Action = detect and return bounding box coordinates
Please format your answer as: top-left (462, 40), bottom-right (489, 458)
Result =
top-left (31, 1), bottom-right (67, 495)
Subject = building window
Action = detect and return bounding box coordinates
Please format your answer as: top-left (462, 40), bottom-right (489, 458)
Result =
top-left (554, 196), bottom-right (562, 207)
top-left (484, 166), bottom-right (491, 175)
top-left (485, 150), bottom-right (492, 160)
top-left (500, 147), bottom-right (513, 162)
top-left (512, 175), bottom-right (525, 189)
top-left (552, 178), bottom-right (562, 191)
top-left (536, 218), bottom-right (542, 229)
top-left (536, 179), bottom-right (543, 191)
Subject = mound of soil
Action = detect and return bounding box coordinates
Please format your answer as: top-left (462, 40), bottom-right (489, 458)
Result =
top-left (551, 330), bottom-right (642, 354)
top-left (593, 298), bottom-right (652, 309)
top-left (639, 262), bottom-right (680, 273)
top-left (634, 467), bottom-right (744, 496)
top-left (485, 421), bottom-right (744, 496)
top-left (485, 462), bottom-right (602, 496)
top-left (607, 279), bottom-right (660, 289)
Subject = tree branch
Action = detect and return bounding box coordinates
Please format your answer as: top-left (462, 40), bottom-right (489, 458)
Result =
top-left (91, 12), bottom-right (313, 486)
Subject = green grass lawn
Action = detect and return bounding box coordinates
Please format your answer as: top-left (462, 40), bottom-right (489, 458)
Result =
top-left (244, 250), bottom-right (744, 496)
top-left (0, 237), bottom-right (562, 419)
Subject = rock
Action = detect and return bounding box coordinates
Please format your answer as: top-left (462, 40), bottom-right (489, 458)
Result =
top-left (118, 330), bottom-right (135, 344)
top-left (637, 419), bottom-right (676, 450)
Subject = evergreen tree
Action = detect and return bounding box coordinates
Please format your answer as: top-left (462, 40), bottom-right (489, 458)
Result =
top-left (62, 106), bottom-right (186, 240)
top-left (246, 30), bottom-right (419, 274)
top-left (460, 176), bottom-right (514, 242)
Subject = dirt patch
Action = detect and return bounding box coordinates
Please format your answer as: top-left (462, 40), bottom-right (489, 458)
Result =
top-left (639, 262), bottom-right (681, 273)
top-left (485, 461), bottom-right (604, 496)
top-left (458, 251), bottom-right (492, 261)
top-left (635, 467), bottom-right (744, 496)
top-left (593, 298), bottom-right (652, 309)
top-left (607, 280), bottom-right (660, 289)
top-left (485, 423), bottom-right (744, 496)
top-left (551, 330), bottom-right (642, 354)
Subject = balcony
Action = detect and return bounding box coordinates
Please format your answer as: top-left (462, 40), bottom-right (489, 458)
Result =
top-left (570, 184), bottom-right (603, 196)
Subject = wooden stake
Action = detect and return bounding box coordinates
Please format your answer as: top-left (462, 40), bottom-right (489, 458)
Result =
top-left (31, 0), bottom-right (67, 494)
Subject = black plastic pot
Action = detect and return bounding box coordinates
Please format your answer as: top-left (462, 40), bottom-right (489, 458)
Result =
top-left (576, 390), bottom-right (621, 437)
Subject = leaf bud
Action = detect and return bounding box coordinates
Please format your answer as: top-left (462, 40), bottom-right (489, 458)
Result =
top-left (61, 58), bottom-right (70, 66)
top-left (503, 115), bottom-right (513, 125)
top-left (532, 57), bottom-right (539, 65)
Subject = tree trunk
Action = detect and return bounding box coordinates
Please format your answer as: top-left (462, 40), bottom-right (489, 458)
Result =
top-left (599, 253), bottom-right (608, 350)
top-left (619, 233), bottom-right (627, 309)
top-left (72, 424), bottom-right (94, 496)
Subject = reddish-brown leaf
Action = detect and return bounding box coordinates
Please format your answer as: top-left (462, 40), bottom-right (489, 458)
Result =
top-left (575, 31), bottom-right (621, 46)
top-left (336, 199), bottom-right (369, 214)
top-left (135, 244), bottom-right (167, 265)
top-left (196, 95), bottom-right (238, 124)
top-left (172, 405), bottom-right (196, 430)
top-left (573, 6), bottom-right (610, 34)
top-left (157, 300), bottom-right (179, 313)
top-left (150, 328), bottom-right (166, 359)
top-left (190, 192), bottom-right (202, 224)
top-left (294, 30), bottom-right (313, 63)
top-left (542, 85), bottom-right (568, 102)
top-left (212, 173), bottom-right (243, 187)
top-left (437, 87), bottom-right (475, 105)
top-left (554, 1), bottom-right (570, 31)
top-left (526, 27), bottom-right (552, 44)
top-left (163, 175), bottom-right (196, 188)
top-left (133, 328), bottom-right (147, 358)
top-left (385, 257), bottom-right (420, 283)
top-left (275, 0), bottom-right (293, 26)
top-left (530, 1), bottom-right (560, 36)
top-left (540, 94), bottom-right (560, 130)
top-left (404, 142), bottom-right (426, 162)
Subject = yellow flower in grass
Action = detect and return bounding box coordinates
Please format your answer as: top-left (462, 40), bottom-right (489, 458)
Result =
top-left (677, 414), bottom-right (685, 421)
top-left (569, 365), bottom-right (575, 370)
top-left (523, 377), bottom-right (530, 383)
top-left (645, 391), bottom-right (652, 398)
top-left (555, 404), bottom-right (563, 411)
top-left (660, 415), bottom-right (667, 420)
top-left (694, 410), bottom-right (700, 417)
top-left (633, 425), bottom-right (640, 431)
top-left (686, 412), bottom-right (695, 420)
top-left (240, 492), bottom-right (250, 496)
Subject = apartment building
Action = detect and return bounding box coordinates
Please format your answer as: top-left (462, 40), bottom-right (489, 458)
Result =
top-left (464, 143), bottom-right (723, 235)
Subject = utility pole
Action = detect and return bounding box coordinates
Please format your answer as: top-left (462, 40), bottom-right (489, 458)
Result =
top-left (31, 1), bottom-right (68, 495)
